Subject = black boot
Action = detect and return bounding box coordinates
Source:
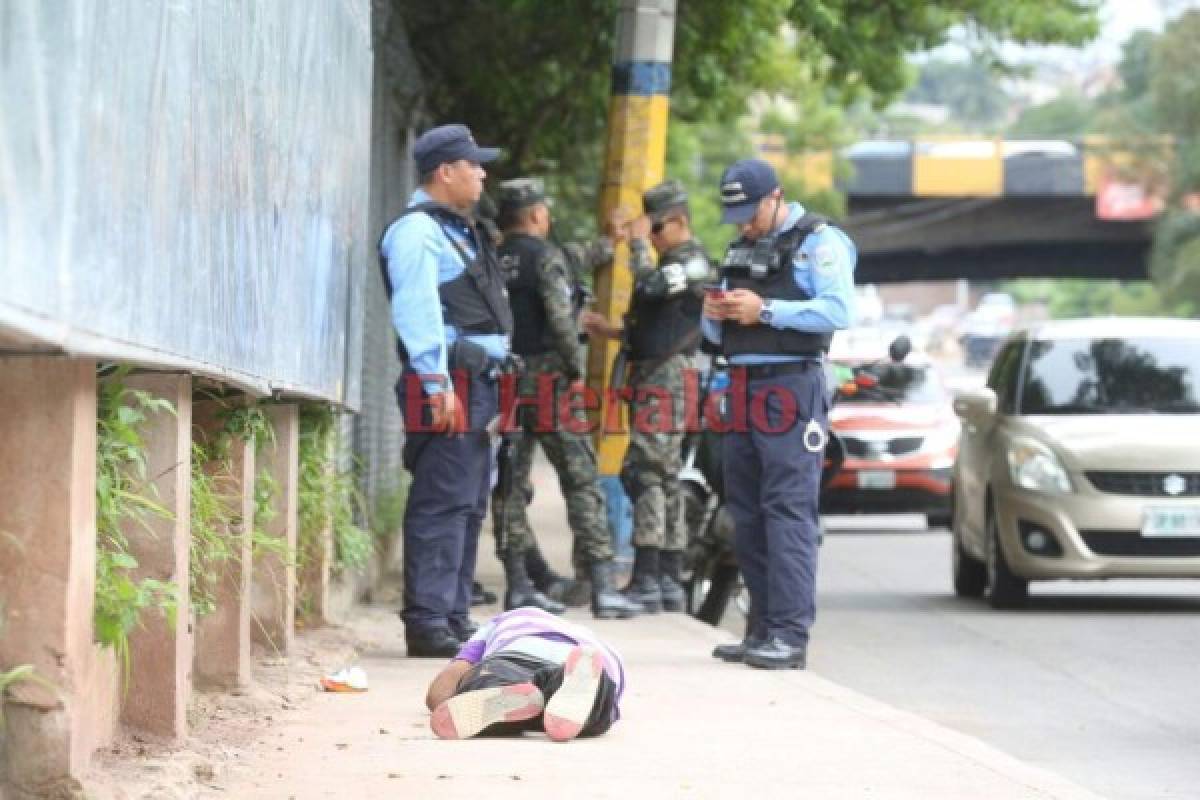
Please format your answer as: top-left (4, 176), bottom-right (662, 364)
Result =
top-left (622, 546), bottom-right (662, 613)
top-left (524, 542), bottom-right (586, 607)
top-left (659, 550), bottom-right (686, 612)
top-left (471, 580), bottom-right (497, 606)
top-left (564, 568), bottom-right (594, 608)
top-left (590, 560), bottom-right (642, 619)
top-left (405, 628), bottom-right (461, 658)
top-left (504, 550), bottom-right (565, 614)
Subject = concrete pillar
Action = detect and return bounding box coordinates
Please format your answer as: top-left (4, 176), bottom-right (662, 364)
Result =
top-left (251, 404), bottom-right (299, 654)
top-left (191, 397), bottom-right (255, 690)
top-left (297, 428), bottom-right (334, 625)
top-left (117, 373), bottom-right (193, 740)
top-left (0, 358), bottom-right (118, 798)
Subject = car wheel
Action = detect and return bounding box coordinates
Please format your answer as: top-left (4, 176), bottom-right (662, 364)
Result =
top-left (693, 561), bottom-right (739, 627)
top-left (952, 526), bottom-right (986, 598)
top-left (984, 507), bottom-right (1029, 609)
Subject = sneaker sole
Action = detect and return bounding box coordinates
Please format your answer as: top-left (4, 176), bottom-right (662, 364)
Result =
top-left (543, 646), bottom-right (603, 742)
top-left (430, 683), bottom-right (544, 740)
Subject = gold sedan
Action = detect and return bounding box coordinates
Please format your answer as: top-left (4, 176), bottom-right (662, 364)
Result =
top-left (951, 317), bottom-right (1200, 608)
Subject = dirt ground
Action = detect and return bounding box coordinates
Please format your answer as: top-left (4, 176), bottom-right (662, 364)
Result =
top-left (84, 600), bottom-right (404, 800)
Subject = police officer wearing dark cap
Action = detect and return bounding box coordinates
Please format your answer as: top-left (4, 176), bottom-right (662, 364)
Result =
top-left (378, 123), bottom-right (512, 658)
top-left (702, 158), bottom-right (856, 669)
top-left (582, 179), bottom-right (714, 613)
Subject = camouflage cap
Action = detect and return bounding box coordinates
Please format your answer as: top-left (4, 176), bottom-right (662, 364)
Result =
top-left (643, 179), bottom-right (689, 221)
top-left (496, 178), bottom-right (549, 217)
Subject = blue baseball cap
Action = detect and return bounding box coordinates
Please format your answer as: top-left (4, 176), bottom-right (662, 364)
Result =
top-left (719, 158), bottom-right (780, 224)
top-left (413, 124), bottom-right (501, 174)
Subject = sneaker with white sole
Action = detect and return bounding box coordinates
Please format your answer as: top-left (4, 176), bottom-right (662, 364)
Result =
top-left (429, 682), bottom-right (544, 740)
top-left (542, 646), bottom-right (604, 742)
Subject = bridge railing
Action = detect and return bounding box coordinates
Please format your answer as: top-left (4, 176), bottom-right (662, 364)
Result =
top-left (757, 135), bottom-right (1173, 201)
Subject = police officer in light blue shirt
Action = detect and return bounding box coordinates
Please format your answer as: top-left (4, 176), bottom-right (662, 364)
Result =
top-left (378, 124), bottom-right (513, 658)
top-left (702, 158), bottom-right (856, 670)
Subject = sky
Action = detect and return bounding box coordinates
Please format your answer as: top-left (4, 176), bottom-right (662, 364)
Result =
top-left (1092, 0), bottom-right (1169, 58)
top-left (930, 0), bottom-right (1192, 69)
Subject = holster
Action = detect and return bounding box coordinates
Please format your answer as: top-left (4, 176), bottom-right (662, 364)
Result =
top-left (451, 337), bottom-right (490, 377)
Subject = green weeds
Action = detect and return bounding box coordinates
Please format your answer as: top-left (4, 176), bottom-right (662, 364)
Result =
top-left (94, 369), bottom-right (180, 680)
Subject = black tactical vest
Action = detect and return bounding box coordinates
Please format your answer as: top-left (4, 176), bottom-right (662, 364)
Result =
top-left (626, 239), bottom-right (709, 361)
top-left (719, 214), bottom-right (833, 358)
top-left (498, 233), bottom-right (551, 357)
top-left (378, 202), bottom-right (514, 361)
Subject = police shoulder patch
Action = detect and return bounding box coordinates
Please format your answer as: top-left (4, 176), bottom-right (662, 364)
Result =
top-left (684, 255), bottom-right (710, 281)
top-left (814, 242), bottom-right (840, 276)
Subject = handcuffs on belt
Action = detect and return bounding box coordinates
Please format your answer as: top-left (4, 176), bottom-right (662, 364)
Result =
top-left (744, 362), bottom-right (828, 453)
top-left (802, 364), bottom-right (828, 453)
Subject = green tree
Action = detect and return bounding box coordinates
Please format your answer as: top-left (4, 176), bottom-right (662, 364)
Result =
top-left (1146, 11), bottom-right (1200, 311)
top-left (1008, 92), bottom-right (1095, 138)
top-left (400, 0), bottom-right (1098, 227)
top-left (1007, 14), bottom-right (1200, 320)
top-left (664, 118), bottom-right (756, 257)
top-left (906, 58), bottom-right (1012, 131)
top-left (1118, 29), bottom-right (1158, 102)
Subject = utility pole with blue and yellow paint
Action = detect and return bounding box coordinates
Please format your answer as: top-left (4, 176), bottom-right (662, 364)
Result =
top-left (588, 0), bottom-right (677, 481)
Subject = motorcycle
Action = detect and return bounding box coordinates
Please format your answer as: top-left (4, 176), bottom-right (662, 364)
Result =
top-left (680, 356), bottom-right (847, 627)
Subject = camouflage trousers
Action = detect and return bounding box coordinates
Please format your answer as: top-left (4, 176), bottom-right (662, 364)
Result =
top-left (491, 368), bottom-right (612, 570)
top-left (620, 354), bottom-right (688, 553)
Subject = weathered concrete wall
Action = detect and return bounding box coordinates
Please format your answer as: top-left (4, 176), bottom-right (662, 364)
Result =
top-left (118, 373), bottom-right (194, 740)
top-left (191, 399), bottom-right (255, 690)
top-left (252, 405), bottom-right (300, 655)
top-left (0, 358), bottom-right (118, 798)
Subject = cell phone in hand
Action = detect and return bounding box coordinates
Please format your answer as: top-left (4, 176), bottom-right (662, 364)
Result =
top-left (703, 284), bottom-right (726, 299)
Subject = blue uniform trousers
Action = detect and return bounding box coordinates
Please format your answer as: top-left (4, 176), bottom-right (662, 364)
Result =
top-left (398, 369), bottom-right (497, 635)
top-left (722, 365), bottom-right (827, 647)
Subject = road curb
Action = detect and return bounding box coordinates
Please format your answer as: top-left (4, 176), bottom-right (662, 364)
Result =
top-left (673, 613), bottom-right (1104, 800)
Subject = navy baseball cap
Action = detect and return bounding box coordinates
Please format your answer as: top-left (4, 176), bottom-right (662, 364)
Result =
top-left (719, 158), bottom-right (780, 224)
top-left (413, 124), bottom-right (501, 174)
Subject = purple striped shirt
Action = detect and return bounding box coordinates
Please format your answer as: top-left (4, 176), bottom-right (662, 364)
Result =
top-left (456, 608), bottom-right (626, 704)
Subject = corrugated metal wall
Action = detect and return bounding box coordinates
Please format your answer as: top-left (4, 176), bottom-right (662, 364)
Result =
top-left (351, 0), bottom-right (424, 512)
top-left (0, 0), bottom-right (426, 542)
top-left (0, 0), bottom-right (373, 405)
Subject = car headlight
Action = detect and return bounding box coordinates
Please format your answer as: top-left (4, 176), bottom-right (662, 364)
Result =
top-left (1006, 438), bottom-right (1072, 494)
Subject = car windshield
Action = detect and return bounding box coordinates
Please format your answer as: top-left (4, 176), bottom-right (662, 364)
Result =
top-left (837, 362), bottom-right (945, 405)
top-left (1020, 336), bottom-right (1200, 414)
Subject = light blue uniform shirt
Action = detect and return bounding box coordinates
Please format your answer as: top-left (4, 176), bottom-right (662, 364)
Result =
top-left (379, 189), bottom-right (510, 394)
top-left (702, 202), bottom-right (857, 364)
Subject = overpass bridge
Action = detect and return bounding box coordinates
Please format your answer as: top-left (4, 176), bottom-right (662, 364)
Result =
top-left (761, 137), bottom-right (1163, 285)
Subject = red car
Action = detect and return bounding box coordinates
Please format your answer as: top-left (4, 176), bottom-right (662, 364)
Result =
top-left (821, 353), bottom-right (959, 528)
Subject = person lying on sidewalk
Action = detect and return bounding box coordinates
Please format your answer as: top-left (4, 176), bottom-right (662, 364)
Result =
top-left (424, 607), bottom-right (625, 742)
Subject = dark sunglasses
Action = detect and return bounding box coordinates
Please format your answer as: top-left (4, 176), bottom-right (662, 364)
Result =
top-left (651, 217), bottom-right (679, 235)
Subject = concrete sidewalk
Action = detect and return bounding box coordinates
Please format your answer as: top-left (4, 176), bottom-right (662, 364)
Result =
top-left (206, 457), bottom-right (1102, 799)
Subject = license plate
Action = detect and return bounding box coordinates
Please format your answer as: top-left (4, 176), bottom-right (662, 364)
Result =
top-left (857, 470), bottom-right (896, 490)
top-left (1142, 506), bottom-right (1200, 538)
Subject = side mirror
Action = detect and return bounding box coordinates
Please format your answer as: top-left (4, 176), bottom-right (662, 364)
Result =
top-left (888, 335), bottom-right (912, 363)
top-left (953, 388), bottom-right (998, 425)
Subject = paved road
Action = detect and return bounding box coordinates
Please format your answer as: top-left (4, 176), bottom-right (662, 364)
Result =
top-left (721, 514), bottom-right (1200, 800)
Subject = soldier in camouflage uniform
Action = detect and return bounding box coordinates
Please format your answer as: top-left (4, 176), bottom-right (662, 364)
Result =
top-left (493, 179), bottom-right (643, 620)
top-left (581, 180), bottom-right (714, 613)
